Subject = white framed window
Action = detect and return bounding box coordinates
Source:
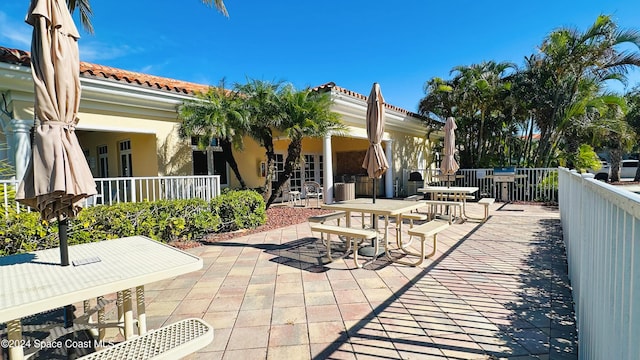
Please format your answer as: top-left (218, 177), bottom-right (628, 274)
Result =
top-left (118, 140), bottom-right (132, 177)
top-left (97, 145), bottom-right (108, 178)
top-left (191, 137), bottom-right (228, 186)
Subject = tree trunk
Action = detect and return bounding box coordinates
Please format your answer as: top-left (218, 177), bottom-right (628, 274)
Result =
top-left (609, 148), bottom-right (622, 182)
top-left (220, 139), bottom-right (246, 189)
top-left (259, 132), bottom-right (276, 204)
top-left (266, 138), bottom-right (303, 208)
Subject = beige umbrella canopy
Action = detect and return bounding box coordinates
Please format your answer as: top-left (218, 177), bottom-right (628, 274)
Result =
top-left (362, 83), bottom-right (389, 202)
top-left (440, 117), bottom-right (460, 184)
top-left (16, 0), bottom-right (96, 265)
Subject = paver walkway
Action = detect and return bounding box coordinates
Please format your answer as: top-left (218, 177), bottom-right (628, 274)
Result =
top-left (141, 202), bottom-right (577, 360)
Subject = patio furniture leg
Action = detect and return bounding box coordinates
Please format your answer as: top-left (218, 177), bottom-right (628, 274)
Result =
top-left (122, 289), bottom-right (134, 339)
top-left (97, 296), bottom-right (106, 340)
top-left (351, 236), bottom-right (361, 268)
top-left (7, 319), bottom-right (24, 360)
top-left (117, 291), bottom-right (124, 335)
top-left (136, 286), bottom-right (147, 335)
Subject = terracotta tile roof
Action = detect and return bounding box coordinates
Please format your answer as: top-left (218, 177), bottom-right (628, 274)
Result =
top-left (312, 81), bottom-right (426, 120)
top-left (1, 46), bottom-right (423, 117)
top-left (0, 46), bottom-right (210, 95)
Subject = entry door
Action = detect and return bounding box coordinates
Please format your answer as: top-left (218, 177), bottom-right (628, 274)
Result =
top-left (289, 154), bottom-right (323, 193)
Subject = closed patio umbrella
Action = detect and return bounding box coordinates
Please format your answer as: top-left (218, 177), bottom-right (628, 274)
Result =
top-left (16, 0), bottom-right (97, 266)
top-left (360, 83), bottom-right (388, 258)
top-left (440, 117), bottom-right (459, 186)
top-left (362, 82), bottom-right (389, 203)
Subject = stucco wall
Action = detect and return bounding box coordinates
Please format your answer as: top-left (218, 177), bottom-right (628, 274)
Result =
top-left (78, 131), bottom-right (158, 177)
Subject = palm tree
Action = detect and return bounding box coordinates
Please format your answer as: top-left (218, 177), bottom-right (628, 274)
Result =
top-left (178, 80), bottom-right (248, 189)
top-left (233, 79), bottom-right (287, 200)
top-left (420, 62), bottom-right (517, 168)
top-left (589, 113), bottom-right (635, 182)
top-left (525, 15), bottom-right (640, 167)
top-left (624, 88), bottom-right (640, 180)
top-left (449, 61), bottom-right (515, 166)
top-left (264, 85), bottom-right (344, 208)
top-left (66, 0), bottom-right (228, 34)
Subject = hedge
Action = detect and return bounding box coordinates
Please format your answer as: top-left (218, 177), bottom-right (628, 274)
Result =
top-left (0, 189), bottom-right (266, 256)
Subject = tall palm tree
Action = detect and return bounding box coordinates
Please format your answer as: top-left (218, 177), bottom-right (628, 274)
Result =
top-left (233, 79), bottom-right (287, 200)
top-left (624, 87), bottom-right (640, 180)
top-left (178, 80), bottom-right (248, 189)
top-left (525, 15), bottom-right (640, 167)
top-left (589, 112), bottom-right (635, 182)
top-left (66, 0), bottom-right (228, 34)
top-left (264, 85), bottom-right (344, 208)
top-left (449, 61), bottom-right (515, 166)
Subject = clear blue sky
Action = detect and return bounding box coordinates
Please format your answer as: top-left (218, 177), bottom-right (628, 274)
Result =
top-left (2, 1), bottom-right (639, 112)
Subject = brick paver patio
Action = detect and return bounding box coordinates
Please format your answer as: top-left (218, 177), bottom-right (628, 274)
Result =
top-left (142, 201), bottom-right (577, 360)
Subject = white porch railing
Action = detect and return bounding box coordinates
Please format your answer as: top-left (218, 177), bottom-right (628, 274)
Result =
top-left (558, 167), bottom-right (639, 359)
top-left (1, 179), bottom-right (20, 217)
top-left (403, 168), bottom-right (558, 202)
top-left (1, 175), bottom-right (221, 216)
top-left (91, 175), bottom-right (221, 206)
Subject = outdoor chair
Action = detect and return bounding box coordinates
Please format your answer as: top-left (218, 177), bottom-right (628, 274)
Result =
top-left (303, 181), bottom-right (323, 208)
top-left (281, 180), bottom-right (301, 207)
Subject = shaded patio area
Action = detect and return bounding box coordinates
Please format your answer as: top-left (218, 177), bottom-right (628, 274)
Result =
top-left (138, 202), bottom-right (577, 359)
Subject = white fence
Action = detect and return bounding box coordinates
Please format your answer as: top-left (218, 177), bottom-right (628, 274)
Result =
top-left (403, 167), bottom-right (558, 202)
top-left (558, 168), bottom-right (639, 359)
top-left (1, 175), bottom-right (221, 216)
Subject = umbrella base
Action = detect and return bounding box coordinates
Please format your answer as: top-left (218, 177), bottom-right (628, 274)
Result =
top-left (358, 244), bottom-right (385, 257)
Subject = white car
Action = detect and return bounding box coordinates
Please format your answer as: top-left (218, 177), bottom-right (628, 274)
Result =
top-left (589, 159), bottom-right (638, 180)
top-left (620, 159), bottom-right (639, 179)
top-left (588, 161), bottom-right (610, 181)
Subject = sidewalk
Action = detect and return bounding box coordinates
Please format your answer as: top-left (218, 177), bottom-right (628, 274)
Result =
top-left (143, 202), bottom-right (577, 360)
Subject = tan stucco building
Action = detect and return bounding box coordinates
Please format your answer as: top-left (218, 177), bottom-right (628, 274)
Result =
top-left (0, 46), bottom-right (438, 202)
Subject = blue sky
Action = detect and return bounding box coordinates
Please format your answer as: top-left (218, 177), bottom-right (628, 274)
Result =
top-left (2, 1), bottom-right (640, 112)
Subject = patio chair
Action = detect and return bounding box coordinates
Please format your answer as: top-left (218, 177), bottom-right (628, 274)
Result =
top-left (281, 180), bottom-right (301, 207)
top-left (303, 181), bottom-right (323, 208)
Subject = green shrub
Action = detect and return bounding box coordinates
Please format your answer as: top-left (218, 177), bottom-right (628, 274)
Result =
top-left (536, 171), bottom-right (559, 202)
top-left (70, 198), bottom-right (220, 244)
top-left (1, 189), bottom-right (265, 256)
top-left (0, 210), bottom-right (57, 256)
top-left (210, 189), bottom-right (266, 232)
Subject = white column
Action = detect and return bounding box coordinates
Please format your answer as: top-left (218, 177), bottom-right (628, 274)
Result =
top-left (323, 133), bottom-right (333, 204)
top-left (385, 139), bottom-right (393, 198)
top-left (8, 119), bottom-right (32, 181)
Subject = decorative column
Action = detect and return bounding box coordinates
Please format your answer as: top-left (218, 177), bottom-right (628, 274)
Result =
top-left (323, 133), bottom-right (334, 204)
top-left (385, 139), bottom-right (393, 198)
top-left (8, 119), bottom-right (32, 181)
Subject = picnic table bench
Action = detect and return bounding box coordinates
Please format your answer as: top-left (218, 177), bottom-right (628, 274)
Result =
top-left (309, 223), bottom-right (378, 268)
top-left (477, 197), bottom-right (495, 221)
top-left (78, 318), bottom-right (213, 360)
top-left (389, 220), bottom-right (450, 266)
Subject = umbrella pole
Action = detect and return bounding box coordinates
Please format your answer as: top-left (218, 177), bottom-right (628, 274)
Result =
top-left (59, 218), bottom-right (70, 266)
top-left (373, 178), bottom-right (376, 203)
top-left (59, 218), bottom-right (76, 358)
top-left (359, 177), bottom-right (384, 258)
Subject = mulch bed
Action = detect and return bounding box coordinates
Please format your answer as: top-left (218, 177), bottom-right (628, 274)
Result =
top-left (169, 206), bottom-right (332, 249)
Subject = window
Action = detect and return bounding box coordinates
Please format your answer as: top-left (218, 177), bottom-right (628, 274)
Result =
top-left (191, 137), bottom-right (228, 185)
top-left (97, 145), bottom-right (108, 178)
top-left (118, 140), bottom-right (132, 177)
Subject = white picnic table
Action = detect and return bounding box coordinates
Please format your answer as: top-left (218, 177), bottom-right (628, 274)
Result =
top-left (0, 236), bottom-right (202, 360)
top-left (417, 186), bottom-right (479, 220)
top-left (320, 198), bottom-right (428, 263)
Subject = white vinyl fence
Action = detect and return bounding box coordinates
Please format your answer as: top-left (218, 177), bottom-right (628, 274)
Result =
top-left (558, 168), bottom-right (639, 359)
top-left (403, 167), bottom-right (558, 202)
top-left (2, 175), bottom-right (221, 217)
